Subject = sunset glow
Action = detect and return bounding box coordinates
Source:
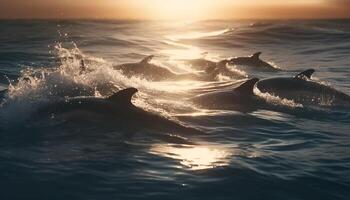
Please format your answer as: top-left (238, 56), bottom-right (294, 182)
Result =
top-left (142, 0), bottom-right (213, 20)
top-left (0, 0), bottom-right (349, 19)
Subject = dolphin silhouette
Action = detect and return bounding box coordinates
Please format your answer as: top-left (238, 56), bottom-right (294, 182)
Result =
top-left (230, 52), bottom-right (279, 71)
top-left (184, 58), bottom-right (218, 71)
top-left (256, 69), bottom-right (350, 107)
top-left (191, 78), bottom-right (261, 111)
top-left (37, 88), bottom-right (202, 135)
top-left (185, 58), bottom-right (246, 79)
top-left (114, 55), bottom-right (196, 81)
top-left (185, 58), bottom-right (236, 71)
top-left (114, 55), bottom-right (241, 81)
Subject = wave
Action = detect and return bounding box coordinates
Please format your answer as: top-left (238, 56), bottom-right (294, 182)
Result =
top-left (2, 42), bottom-right (343, 126)
top-left (0, 21), bottom-right (349, 199)
top-left (165, 28), bottom-right (233, 41)
top-left (237, 22), bottom-right (350, 43)
top-left (0, 43), bottom-right (214, 126)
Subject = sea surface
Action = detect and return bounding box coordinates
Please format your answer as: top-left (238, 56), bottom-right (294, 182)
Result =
top-left (0, 19), bottom-right (350, 200)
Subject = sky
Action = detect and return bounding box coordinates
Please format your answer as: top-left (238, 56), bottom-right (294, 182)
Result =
top-left (0, 0), bottom-right (349, 20)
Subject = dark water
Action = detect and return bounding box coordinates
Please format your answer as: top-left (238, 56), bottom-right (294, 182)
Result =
top-left (0, 20), bottom-right (350, 200)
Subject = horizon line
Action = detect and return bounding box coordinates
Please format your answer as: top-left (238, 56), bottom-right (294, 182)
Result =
top-left (1, 17), bottom-right (350, 21)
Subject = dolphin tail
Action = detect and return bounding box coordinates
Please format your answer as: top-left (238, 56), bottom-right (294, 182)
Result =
top-left (140, 55), bottom-right (154, 64)
top-left (235, 78), bottom-right (259, 95)
top-left (251, 52), bottom-right (262, 60)
top-left (295, 69), bottom-right (315, 79)
top-left (108, 88), bottom-right (138, 105)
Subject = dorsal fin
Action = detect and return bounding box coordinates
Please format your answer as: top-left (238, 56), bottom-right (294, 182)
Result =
top-left (251, 52), bottom-right (262, 60)
top-left (235, 78), bottom-right (259, 95)
top-left (140, 55), bottom-right (154, 64)
top-left (294, 69), bottom-right (315, 79)
top-left (107, 88), bottom-right (138, 105)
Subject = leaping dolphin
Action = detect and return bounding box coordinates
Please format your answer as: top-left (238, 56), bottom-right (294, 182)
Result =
top-left (37, 88), bottom-right (202, 135)
top-left (229, 52), bottom-right (279, 71)
top-left (255, 69), bottom-right (350, 107)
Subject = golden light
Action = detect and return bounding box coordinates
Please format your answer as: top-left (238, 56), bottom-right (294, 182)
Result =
top-left (1, 0), bottom-right (349, 19)
top-left (161, 41), bottom-right (202, 60)
top-left (142, 0), bottom-right (214, 21)
top-left (161, 28), bottom-right (232, 60)
top-left (150, 143), bottom-right (232, 170)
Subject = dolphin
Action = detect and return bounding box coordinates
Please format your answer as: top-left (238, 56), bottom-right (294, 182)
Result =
top-left (184, 58), bottom-right (233, 71)
top-left (185, 58), bottom-right (246, 80)
top-left (203, 62), bottom-right (247, 80)
top-left (229, 52), bottom-right (279, 71)
top-left (184, 58), bottom-right (218, 71)
top-left (114, 55), bottom-right (196, 81)
top-left (37, 88), bottom-right (202, 135)
top-left (255, 69), bottom-right (350, 107)
top-left (114, 55), bottom-right (243, 81)
top-left (191, 78), bottom-right (261, 111)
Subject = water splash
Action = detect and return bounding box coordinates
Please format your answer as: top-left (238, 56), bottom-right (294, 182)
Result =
top-left (253, 87), bottom-right (303, 108)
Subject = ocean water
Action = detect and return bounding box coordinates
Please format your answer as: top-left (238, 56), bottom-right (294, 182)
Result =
top-left (0, 19), bottom-right (350, 200)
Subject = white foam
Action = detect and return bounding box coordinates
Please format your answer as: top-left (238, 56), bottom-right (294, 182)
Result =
top-left (2, 43), bottom-right (217, 124)
top-left (253, 87), bottom-right (303, 108)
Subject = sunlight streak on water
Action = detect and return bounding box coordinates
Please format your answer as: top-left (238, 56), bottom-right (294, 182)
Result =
top-left (162, 40), bottom-right (203, 60)
top-left (162, 28), bottom-right (232, 60)
top-left (150, 143), bottom-right (232, 170)
top-left (165, 28), bottom-right (232, 41)
top-left (175, 109), bottom-right (241, 117)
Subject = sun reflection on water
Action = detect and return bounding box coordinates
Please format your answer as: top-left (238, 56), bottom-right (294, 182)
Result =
top-left (150, 144), bottom-right (232, 170)
top-left (162, 40), bottom-right (203, 60)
